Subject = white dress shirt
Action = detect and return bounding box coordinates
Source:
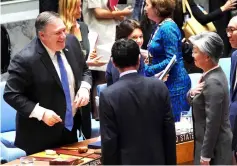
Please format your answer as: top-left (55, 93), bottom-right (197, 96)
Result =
top-left (119, 70), bottom-right (137, 77)
top-left (30, 44), bottom-right (91, 120)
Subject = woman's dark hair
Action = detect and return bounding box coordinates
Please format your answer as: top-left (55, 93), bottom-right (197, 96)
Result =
top-left (115, 19), bottom-right (141, 41)
top-left (173, 0), bottom-right (184, 31)
top-left (1, 25), bottom-right (11, 73)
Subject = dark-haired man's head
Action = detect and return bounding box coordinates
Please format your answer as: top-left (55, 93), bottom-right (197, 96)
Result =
top-left (111, 39), bottom-right (140, 73)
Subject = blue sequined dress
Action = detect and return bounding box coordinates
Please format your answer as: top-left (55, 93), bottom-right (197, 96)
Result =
top-left (144, 19), bottom-right (191, 122)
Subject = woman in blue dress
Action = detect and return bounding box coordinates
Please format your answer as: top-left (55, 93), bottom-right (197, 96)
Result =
top-left (144, 0), bottom-right (191, 121)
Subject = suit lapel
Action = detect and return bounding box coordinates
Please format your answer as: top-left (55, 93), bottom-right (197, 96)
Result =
top-left (37, 39), bottom-right (63, 90)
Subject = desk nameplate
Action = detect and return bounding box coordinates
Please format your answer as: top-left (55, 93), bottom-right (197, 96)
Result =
top-left (176, 132), bottom-right (194, 144)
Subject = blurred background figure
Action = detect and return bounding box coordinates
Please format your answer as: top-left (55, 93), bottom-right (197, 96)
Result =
top-left (59, 0), bottom-right (106, 67)
top-left (132, 0), bottom-right (145, 21)
top-left (188, 32), bottom-right (232, 165)
top-left (82, 0), bottom-right (133, 119)
top-left (173, 0), bottom-right (236, 73)
top-left (144, 0), bottom-right (191, 121)
top-left (82, 0), bottom-right (133, 46)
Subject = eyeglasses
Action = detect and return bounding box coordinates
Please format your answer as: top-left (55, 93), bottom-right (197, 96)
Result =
top-left (226, 27), bottom-right (237, 34)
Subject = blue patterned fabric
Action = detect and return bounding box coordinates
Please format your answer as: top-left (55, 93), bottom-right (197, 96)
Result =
top-left (56, 51), bottom-right (73, 130)
top-left (144, 20), bottom-right (191, 122)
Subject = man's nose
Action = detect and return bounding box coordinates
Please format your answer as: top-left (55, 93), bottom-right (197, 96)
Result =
top-left (227, 32), bottom-right (232, 38)
top-left (60, 32), bottom-right (66, 39)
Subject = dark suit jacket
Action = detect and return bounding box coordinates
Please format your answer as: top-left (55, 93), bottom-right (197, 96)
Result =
top-left (99, 73), bottom-right (176, 165)
top-left (230, 50), bottom-right (237, 152)
top-left (105, 57), bottom-right (145, 86)
top-left (3, 34), bottom-right (92, 154)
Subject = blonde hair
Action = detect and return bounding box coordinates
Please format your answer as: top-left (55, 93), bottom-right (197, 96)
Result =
top-left (58, 0), bottom-right (80, 34)
top-left (150, 0), bottom-right (176, 18)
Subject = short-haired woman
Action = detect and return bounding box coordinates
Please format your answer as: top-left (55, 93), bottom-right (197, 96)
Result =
top-left (144, 0), bottom-right (191, 121)
top-left (187, 32), bottom-right (232, 165)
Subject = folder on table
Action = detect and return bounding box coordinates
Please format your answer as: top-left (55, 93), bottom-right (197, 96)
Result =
top-left (88, 141), bottom-right (101, 149)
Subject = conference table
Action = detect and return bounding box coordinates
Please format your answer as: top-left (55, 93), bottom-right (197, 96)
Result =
top-left (4, 134), bottom-right (194, 165)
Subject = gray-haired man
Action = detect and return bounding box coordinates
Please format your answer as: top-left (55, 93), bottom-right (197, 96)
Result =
top-left (4, 12), bottom-right (92, 154)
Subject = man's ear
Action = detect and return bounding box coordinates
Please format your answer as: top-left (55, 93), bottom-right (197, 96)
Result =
top-left (38, 31), bottom-right (44, 40)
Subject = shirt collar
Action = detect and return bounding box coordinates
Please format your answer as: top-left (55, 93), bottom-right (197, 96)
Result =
top-left (119, 70), bottom-right (137, 78)
top-left (41, 42), bottom-right (62, 60)
top-left (203, 65), bottom-right (220, 77)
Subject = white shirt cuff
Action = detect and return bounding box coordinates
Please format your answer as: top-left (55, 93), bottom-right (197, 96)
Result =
top-left (201, 156), bottom-right (211, 162)
top-left (80, 81), bottom-right (91, 90)
top-left (29, 103), bottom-right (46, 121)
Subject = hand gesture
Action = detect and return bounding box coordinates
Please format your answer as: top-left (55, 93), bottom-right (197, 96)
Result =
top-left (89, 49), bottom-right (97, 59)
top-left (140, 49), bottom-right (148, 59)
top-left (42, 110), bottom-right (62, 126)
top-left (114, 15), bottom-right (125, 21)
top-left (154, 71), bottom-right (169, 82)
top-left (86, 55), bottom-right (107, 67)
top-left (221, 0), bottom-right (237, 11)
top-left (190, 77), bottom-right (205, 97)
top-left (74, 88), bottom-right (90, 108)
top-left (122, 6), bottom-right (133, 16)
top-left (200, 159), bottom-right (210, 166)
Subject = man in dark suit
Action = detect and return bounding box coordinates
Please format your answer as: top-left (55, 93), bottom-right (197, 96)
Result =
top-left (228, 16), bottom-right (237, 163)
top-left (99, 39), bottom-right (176, 165)
top-left (4, 12), bottom-right (92, 155)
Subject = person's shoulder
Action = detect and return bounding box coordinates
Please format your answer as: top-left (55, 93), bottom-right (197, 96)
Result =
top-left (205, 68), bottom-right (227, 87)
top-left (144, 76), bottom-right (166, 86)
top-left (14, 37), bottom-right (38, 60)
top-left (232, 50), bottom-right (237, 58)
top-left (159, 20), bottom-right (179, 33)
top-left (10, 37), bottom-right (40, 67)
top-left (144, 77), bottom-right (169, 94)
top-left (100, 81), bottom-right (123, 98)
top-left (66, 34), bottom-right (80, 45)
top-left (66, 34), bottom-right (77, 40)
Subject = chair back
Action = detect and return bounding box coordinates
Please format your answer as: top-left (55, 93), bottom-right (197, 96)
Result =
top-left (0, 81), bottom-right (16, 133)
top-left (219, 57), bottom-right (231, 88)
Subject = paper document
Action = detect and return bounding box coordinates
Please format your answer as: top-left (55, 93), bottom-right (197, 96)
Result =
top-left (158, 55), bottom-right (177, 80)
top-left (88, 31), bottom-right (98, 56)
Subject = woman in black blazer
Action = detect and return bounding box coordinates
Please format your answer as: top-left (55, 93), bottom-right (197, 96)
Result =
top-left (173, 0), bottom-right (236, 73)
top-left (174, 0), bottom-right (236, 32)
